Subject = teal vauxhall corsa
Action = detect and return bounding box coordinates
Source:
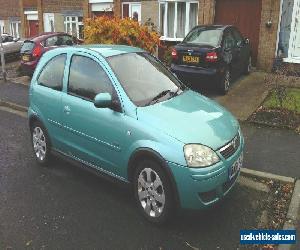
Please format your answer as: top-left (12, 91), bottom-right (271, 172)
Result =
top-left (28, 45), bottom-right (244, 224)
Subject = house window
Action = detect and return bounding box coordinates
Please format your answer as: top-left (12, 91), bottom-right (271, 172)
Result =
top-left (64, 16), bottom-right (84, 39)
top-left (159, 0), bottom-right (198, 41)
top-left (10, 21), bottom-right (21, 38)
top-left (122, 2), bottom-right (141, 22)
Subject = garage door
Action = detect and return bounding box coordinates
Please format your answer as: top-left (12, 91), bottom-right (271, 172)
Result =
top-left (214, 0), bottom-right (262, 65)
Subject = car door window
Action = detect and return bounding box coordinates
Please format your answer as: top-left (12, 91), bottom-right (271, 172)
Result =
top-left (223, 31), bottom-right (236, 50)
top-left (6, 36), bottom-right (14, 42)
top-left (2, 36), bottom-right (8, 43)
top-left (45, 36), bottom-right (58, 47)
top-left (68, 55), bottom-right (112, 101)
top-left (37, 54), bottom-right (66, 91)
top-left (232, 28), bottom-right (244, 47)
top-left (61, 35), bottom-right (74, 45)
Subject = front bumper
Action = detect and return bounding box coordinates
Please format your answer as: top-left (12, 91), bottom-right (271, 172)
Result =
top-left (171, 64), bottom-right (218, 76)
top-left (168, 136), bottom-right (244, 210)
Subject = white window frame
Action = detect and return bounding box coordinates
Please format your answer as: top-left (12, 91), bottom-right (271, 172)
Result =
top-left (277, 0), bottom-right (300, 63)
top-left (122, 2), bottom-right (142, 22)
top-left (44, 13), bottom-right (55, 32)
top-left (64, 16), bottom-right (83, 39)
top-left (159, 0), bottom-right (198, 41)
top-left (10, 21), bottom-right (21, 38)
top-left (0, 20), bottom-right (5, 34)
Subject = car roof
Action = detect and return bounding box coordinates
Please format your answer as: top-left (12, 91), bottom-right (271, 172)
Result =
top-left (27, 32), bottom-right (70, 42)
top-left (192, 25), bottom-right (233, 30)
top-left (50, 44), bottom-right (145, 58)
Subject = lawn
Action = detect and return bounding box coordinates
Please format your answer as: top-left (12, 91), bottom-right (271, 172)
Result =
top-left (263, 87), bottom-right (300, 113)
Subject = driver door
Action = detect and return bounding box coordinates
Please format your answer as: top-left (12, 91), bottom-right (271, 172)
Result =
top-left (61, 53), bottom-right (130, 177)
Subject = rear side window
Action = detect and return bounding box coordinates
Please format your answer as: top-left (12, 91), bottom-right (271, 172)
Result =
top-left (68, 55), bottom-right (112, 101)
top-left (45, 36), bottom-right (58, 47)
top-left (20, 41), bottom-right (35, 53)
top-left (37, 54), bottom-right (66, 91)
top-left (60, 35), bottom-right (74, 46)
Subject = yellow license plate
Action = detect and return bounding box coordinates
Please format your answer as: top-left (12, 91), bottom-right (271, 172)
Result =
top-left (22, 55), bottom-right (30, 61)
top-left (183, 55), bottom-right (199, 63)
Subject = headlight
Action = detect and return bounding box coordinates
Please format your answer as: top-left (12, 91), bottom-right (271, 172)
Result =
top-left (184, 144), bottom-right (220, 167)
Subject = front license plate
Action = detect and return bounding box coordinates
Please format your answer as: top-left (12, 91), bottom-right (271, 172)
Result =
top-left (182, 55), bottom-right (199, 63)
top-left (229, 153), bottom-right (243, 180)
top-left (22, 55), bottom-right (30, 61)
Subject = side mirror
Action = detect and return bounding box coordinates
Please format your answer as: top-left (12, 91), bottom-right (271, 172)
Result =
top-left (244, 38), bottom-right (250, 45)
top-left (94, 93), bottom-right (112, 108)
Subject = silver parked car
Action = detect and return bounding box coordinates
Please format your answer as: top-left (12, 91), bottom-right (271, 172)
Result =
top-left (1, 34), bottom-right (23, 59)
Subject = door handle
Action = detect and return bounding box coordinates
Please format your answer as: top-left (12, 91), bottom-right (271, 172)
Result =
top-left (63, 105), bottom-right (71, 114)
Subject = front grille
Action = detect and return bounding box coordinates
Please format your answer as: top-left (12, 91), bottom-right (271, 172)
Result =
top-left (219, 133), bottom-right (240, 159)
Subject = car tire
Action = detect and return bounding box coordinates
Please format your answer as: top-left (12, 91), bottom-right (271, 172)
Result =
top-left (219, 68), bottom-right (231, 95)
top-left (244, 56), bottom-right (252, 75)
top-left (30, 121), bottom-right (51, 166)
top-left (133, 159), bottom-right (175, 224)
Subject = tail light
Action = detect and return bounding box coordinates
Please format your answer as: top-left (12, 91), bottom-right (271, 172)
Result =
top-left (171, 48), bottom-right (178, 60)
top-left (206, 51), bottom-right (218, 62)
top-left (32, 44), bottom-right (42, 58)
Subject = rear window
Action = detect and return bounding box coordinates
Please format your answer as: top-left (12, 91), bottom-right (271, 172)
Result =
top-left (20, 41), bottom-right (35, 53)
top-left (183, 28), bottom-right (222, 47)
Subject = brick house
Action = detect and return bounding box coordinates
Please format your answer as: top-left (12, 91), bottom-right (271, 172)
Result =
top-left (114, 0), bottom-right (300, 71)
top-left (19, 0), bottom-right (89, 38)
top-left (18, 0), bottom-right (115, 39)
top-left (20, 0), bottom-right (39, 38)
top-left (0, 0), bottom-right (21, 38)
top-left (1, 0), bottom-right (299, 71)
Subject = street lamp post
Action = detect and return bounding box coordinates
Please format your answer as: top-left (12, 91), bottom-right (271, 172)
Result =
top-left (0, 28), bottom-right (7, 82)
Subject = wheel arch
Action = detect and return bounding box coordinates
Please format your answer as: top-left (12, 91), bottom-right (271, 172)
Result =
top-left (127, 147), bottom-right (180, 206)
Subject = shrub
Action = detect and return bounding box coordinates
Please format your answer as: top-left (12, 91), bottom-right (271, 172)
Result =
top-left (84, 16), bottom-right (160, 54)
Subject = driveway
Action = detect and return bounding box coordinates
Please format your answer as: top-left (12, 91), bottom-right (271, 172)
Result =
top-left (199, 71), bottom-right (270, 121)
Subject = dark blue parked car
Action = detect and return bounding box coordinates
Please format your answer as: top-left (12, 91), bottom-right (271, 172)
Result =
top-left (171, 25), bottom-right (252, 94)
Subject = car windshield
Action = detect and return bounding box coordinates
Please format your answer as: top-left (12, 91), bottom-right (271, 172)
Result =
top-left (107, 52), bottom-right (185, 106)
top-left (20, 41), bottom-right (35, 53)
top-left (183, 28), bottom-right (222, 46)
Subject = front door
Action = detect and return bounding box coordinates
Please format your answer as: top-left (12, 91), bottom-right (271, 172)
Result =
top-left (61, 53), bottom-right (131, 177)
top-left (222, 29), bottom-right (240, 78)
top-left (29, 20), bottom-right (39, 37)
top-left (231, 27), bottom-right (249, 74)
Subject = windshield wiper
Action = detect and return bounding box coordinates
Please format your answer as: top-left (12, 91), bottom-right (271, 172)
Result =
top-left (146, 90), bottom-right (173, 106)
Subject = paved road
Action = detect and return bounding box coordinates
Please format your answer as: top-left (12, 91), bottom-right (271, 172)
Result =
top-left (0, 81), bottom-right (28, 107)
top-left (0, 110), bottom-right (267, 249)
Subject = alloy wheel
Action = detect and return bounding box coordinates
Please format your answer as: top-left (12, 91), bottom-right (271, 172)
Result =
top-left (137, 167), bottom-right (165, 218)
top-left (32, 126), bottom-right (47, 161)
